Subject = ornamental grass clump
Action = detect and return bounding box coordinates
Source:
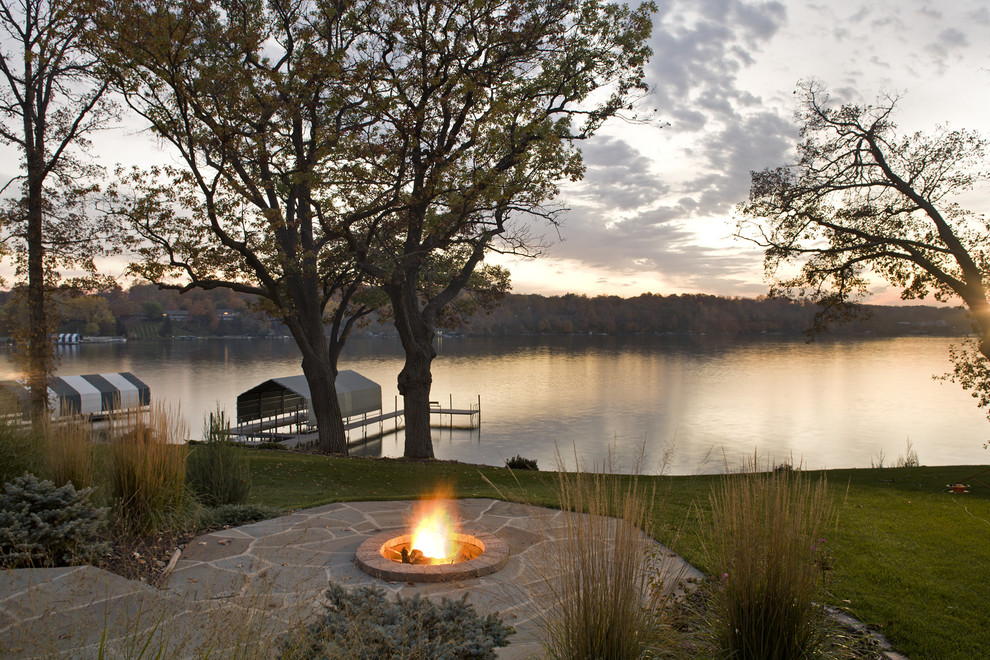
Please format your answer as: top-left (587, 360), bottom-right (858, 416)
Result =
top-left (106, 402), bottom-right (192, 534)
top-left (0, 473), bottom-right (107, 567)
top-left (282, 583), bottom-right (514, 659)
top-left (0, 414), bottom-right (43, 484)
top-left (187, 407), bottom-right (251, 506)
top-left (537, 451), bottom-right (681, 659)
top-left (42, 417), bottom-right (94, 490)
top-left (703, 459), bottom-right (835, 660)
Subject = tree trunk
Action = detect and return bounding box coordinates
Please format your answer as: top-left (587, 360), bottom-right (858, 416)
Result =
top-left (389, 282), bottom-right (436, 459)
top-left (301, 348), bottom-right (348, 455)
top-left (26, 166), bottom-right (49, 423)
top-left (289, 317), bottom-right (348, 455)
top-left (968, 299), bottom-right (990, 362)
top-left (397, 344), bottom-right (436, 459)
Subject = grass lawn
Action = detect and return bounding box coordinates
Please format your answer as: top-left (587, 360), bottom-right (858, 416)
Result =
top-left (244, 449), bottom-right (990, 660)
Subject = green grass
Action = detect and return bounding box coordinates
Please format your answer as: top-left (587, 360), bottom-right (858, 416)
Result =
top-left (822, 465), bottom-right (990, 659)
top-left (240, 450), bottom-right (990, 660)
top-left (244, 450), bottom-right (560, 509)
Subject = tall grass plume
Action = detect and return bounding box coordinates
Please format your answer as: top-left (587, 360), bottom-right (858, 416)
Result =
top-left (106, 402), bottom-right (192, 534)
top-left (703, 456), bottom-right (835, 660)
top-left (536, 450), bottom-right (683, 659)
top-left (187, 406), bottom-right (251, 507)
top-left (42, 417), bottom-right (94, 489)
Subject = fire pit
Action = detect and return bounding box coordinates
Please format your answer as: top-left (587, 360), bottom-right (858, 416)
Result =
top-left (355, 498), bottom-right (509, 582)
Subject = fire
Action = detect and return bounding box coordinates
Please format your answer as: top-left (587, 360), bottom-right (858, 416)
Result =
top-left (409, 492), bottom-right (458, 563)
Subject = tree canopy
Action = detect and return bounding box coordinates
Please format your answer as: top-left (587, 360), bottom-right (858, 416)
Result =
top-left (337, 0), bottom-right (657, 457)
top-left (737, 82), bottom-right (990, 418)
top-left (102, 0), bottom-right (386, 453)
top-left (102, 0), bottom-right (656, 458)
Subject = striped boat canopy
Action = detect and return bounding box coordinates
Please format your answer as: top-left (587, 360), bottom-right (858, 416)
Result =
top-left (0, 372), bottom-right (151, 418)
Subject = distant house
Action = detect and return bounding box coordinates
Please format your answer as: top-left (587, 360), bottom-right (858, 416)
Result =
top-left (216, 308), bottom-right (240, 321)
top-left (163, 310), bottom-right (190, 322)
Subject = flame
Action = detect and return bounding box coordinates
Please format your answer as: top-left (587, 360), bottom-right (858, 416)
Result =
top-left (409, 490), bottom-right (458, 563)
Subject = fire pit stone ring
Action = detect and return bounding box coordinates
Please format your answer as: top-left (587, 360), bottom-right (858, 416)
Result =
top-left (355, 527), bottom-right (509, 583)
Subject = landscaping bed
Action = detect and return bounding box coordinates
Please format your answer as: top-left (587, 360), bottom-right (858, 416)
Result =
top-left (3, 412), bottom-right (989, 659)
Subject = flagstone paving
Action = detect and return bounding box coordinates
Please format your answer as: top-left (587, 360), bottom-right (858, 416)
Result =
top-left (0, 498), bottom-right (702, 658)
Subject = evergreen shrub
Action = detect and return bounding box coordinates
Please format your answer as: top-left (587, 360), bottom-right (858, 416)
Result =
top-left (283, 583), bottom-right (514, 659)
top-left (0, 473), bottom-right (107, 568)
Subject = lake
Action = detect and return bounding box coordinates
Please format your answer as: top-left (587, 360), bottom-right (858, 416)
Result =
top-left (3, 334), bottom-right (987, 475)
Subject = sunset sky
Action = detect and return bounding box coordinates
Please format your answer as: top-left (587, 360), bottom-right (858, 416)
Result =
top-left (493, 0), bottom-right (990, 302)
top-left (8, 0), bottom-right (990, 303)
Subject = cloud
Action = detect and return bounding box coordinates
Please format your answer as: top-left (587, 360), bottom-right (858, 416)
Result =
top-left (924, 27), bottom-right (970, 71)
top-left (683, 111), bottom-right (798, 216)
top-left (546, 193), bottom-right (765, 293)
top-left (969, 6), bottom-right (990, 25)
top-left (572, 137), bottom-right (669, 210)
top-left (511, 0), bottom-right (990, 298)
top-left (936, 27), bottom-right (969, 50)
top-left (526, 0), bottom-right (798, 296)
top-left (647, 0), bottom-right (788, 131)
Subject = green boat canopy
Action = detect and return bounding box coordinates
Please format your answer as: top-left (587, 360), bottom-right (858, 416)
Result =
top-left (236, 370), bottom-right (382, 425)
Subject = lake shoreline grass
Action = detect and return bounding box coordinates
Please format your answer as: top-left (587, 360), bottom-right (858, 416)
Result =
top-left (242, 449), bottom-right (989, 660)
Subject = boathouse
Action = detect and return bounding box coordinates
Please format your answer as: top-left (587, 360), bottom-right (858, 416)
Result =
top-left (0, 372), bottom-right (151, 418)
top-left (236, 370), bottom-right (382, 428)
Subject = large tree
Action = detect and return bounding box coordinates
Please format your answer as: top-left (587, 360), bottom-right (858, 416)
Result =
top-left (0, 0), bottom-right (115, 419)
top-left (737, 82), bottom-right (990, 418)
top-left (102, 0), bottom-right (383, 454)
top-left (104, 0), bottom-right (655, 459)
top-left (341, 0), bottom-right (657, 458)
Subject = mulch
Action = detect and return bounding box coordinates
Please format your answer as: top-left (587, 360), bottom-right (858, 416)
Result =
top-left (96, 527), bottom-right (217, 587)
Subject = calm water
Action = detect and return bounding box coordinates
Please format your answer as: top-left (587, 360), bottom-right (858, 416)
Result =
top-left (3, 335), bottom-right (987, 474)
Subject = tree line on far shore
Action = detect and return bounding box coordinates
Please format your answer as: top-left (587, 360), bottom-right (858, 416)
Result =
top-left (461, 293), bottom-right (970, 337)
top-left (0, 284), bottom-right (968, 340)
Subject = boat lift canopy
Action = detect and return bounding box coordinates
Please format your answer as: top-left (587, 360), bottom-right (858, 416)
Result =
top-left (236, 370), bottom-right (382, 425)
top-left (0, 372), bottom-right (151, 418)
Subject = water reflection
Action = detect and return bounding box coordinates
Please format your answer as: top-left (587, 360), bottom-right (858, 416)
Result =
top-left (2, 335), bottom-right (987, 474)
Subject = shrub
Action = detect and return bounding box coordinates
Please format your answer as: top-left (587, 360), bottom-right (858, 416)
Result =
top-left (505, 454), bottom-right (538, 471)
top-left (703, 459), bottom-right (835, 660)
top-left (282, 583), bottom-right (514, 659)
top-left (187, 407), bottom-right (250, 507)
top-left (201, 503), bottom-right (282, 527)
top-left (106, 403), bottom-right (192, 534)
top-left (42, 418), bottom-right (94, 490)
top-left (0, 417), bottom-right (43, 485)
top-left (0, 473), bottom-right (108, 568)
top-left (895, 439), bottom-right (920, 468)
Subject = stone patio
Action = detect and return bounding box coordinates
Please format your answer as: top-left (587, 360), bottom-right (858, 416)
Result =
top-left (0, 498), bottom-right (703, 658)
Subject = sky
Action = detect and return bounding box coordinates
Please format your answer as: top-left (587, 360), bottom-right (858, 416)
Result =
top-left (5, 0), bottom-right (990, 303)
top-left (493, 0), bottom-right (990, 302)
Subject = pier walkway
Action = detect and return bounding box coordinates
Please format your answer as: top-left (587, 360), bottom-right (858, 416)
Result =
top-left (235, 397), bottom-right (480, 449)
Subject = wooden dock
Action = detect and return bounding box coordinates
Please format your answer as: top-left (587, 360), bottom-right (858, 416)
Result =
top-left (235, 410), bottom-right (309, 436)
top-left (235, 395), bottom-right (480, 449)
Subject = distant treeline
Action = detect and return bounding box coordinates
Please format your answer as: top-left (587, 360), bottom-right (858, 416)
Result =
top-left (459, 293), bottom-right (971, 338)
top-left (0, 285), bottom-right (971, 339)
